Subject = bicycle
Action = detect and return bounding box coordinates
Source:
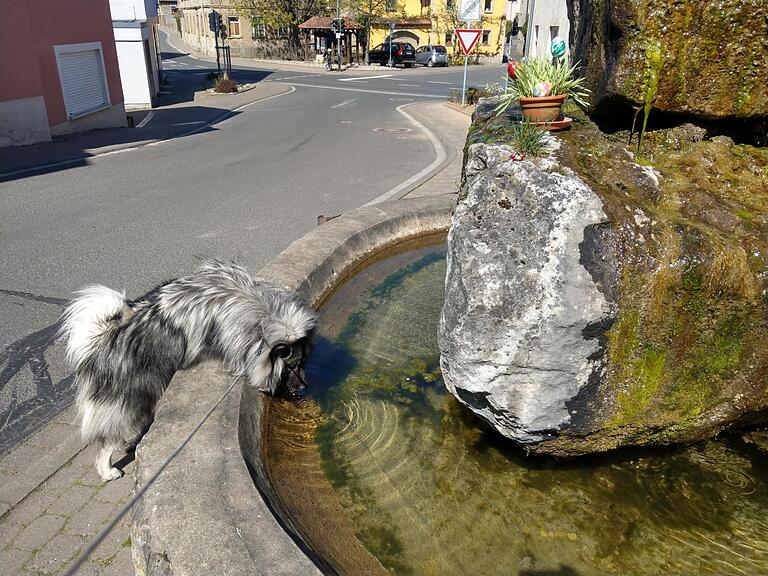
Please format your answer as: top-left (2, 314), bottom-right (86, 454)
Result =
top-left (324, 49), bottom-right (333, 71)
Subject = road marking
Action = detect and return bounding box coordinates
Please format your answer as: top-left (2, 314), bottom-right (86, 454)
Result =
top-left (277, 74), bottom-right (317, 81)
top-left (427, 80), bottom-right (453, 85)
top-left (279, 81), bottom-right (444, 99)
top-left (177, 61), bottom-right (189, 66)
top-left (170, 121), bottom-right (207, 126)
top-left (194, 65), bottom-right (206, 69)
top-left (338, 74), bottom-right (393, 82)
top-left (135, 111), bottom-right (155, 128)
top-left (364, 102), bottom-right (447, 206)
top-left (397, 83), bottom-right (419, 87)
top-left (331, 97), bottom-right (358, 109)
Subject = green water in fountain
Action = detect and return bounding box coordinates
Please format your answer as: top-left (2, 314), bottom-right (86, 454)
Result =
top-left (304, 243), bottom-right (768, 576)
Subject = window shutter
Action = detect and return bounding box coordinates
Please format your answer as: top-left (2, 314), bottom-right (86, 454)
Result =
top-left (58, 48), bottom-right (109, 119)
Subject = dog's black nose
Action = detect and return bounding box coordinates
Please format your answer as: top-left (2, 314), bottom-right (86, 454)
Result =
top-left (284, 365), bottom-right (308, 398)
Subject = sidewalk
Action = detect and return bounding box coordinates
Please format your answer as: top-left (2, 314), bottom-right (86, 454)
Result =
top-left (0, 405), bottom-right (135, 576)
top-left (402, 102), bottom-right (471, 200)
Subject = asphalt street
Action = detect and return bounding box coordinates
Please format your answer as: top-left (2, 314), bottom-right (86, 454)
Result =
top-left (0, 35), bottom-right (503, 454)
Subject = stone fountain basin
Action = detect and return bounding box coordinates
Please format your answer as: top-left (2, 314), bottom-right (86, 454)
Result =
top-left (131, 195), bottom-right (454, 576)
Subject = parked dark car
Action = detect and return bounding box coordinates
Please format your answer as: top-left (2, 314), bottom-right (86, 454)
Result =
top-left (368, 42), bottom-right (416, 67)
top-left (415, 45), bottom-right (448, 67)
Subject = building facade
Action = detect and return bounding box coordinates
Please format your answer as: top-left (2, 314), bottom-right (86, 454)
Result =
top-left (522, 0), bottom-right (570, 60)
top-left (0, 0), bottom-right (126, 147)
top-left (168, 0), bottom-right (516, 62)
top-left (368, 0), bottom-right (510, 59)
top-left (172, 1), bottom-right (295, 60)
top-left (109, 0), bottom-right (162, 109)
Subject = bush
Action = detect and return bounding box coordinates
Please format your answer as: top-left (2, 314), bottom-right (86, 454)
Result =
top-left (213, 77), bottom-right (238, 93)
top-left (465, 86), bottom-right (491, 105)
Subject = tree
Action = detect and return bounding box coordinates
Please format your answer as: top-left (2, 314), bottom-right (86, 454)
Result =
top-left (345, 0), bottom-right (405, 64)
top-left (233, 0), bottom-right (328, 59)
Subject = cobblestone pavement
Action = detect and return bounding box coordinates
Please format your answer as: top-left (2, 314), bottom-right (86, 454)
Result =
top-left (0, 406), bottom-right (135, 576)
top-left (0, 101), bottom-right (469, 576)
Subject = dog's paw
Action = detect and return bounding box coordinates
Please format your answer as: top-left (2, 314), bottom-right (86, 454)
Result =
top-left (101, 467), bottom-right (124, 482)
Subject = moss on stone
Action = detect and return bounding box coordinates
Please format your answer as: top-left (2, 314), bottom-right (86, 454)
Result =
top-left (550, 110), bottom-right (768, 454)
top-left (583, 0), bottom-right (768, 118)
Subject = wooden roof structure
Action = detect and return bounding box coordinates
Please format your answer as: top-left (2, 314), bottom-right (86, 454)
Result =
top-left (298, 16), bottom-right (364, 31)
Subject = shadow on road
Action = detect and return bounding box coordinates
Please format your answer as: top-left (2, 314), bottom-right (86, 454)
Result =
top-left (0, 68), bottom-right (274, 183)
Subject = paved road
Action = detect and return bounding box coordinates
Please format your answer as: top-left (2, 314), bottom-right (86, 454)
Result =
top-left (0, 35), bottom-right (500, 454)
top-left (158, 33), bottom-right (504, 101)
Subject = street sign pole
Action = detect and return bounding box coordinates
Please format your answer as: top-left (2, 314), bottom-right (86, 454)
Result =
top-left (462, 55), bottom-right (468, 105)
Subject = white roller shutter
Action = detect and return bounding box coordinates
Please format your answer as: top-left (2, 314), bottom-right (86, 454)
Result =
top-left (55, 43), bottom-right (110, 119)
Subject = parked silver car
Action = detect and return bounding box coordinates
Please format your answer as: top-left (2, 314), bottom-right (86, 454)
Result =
top-left (415, 45), bottom-right (448, 67)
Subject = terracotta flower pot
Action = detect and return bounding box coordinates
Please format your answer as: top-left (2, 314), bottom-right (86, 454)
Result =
top-left (519, 94), bottom-right (567, 123)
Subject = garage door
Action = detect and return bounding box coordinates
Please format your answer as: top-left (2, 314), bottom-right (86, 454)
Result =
top-left (55, 43), bottom-right (110, 119)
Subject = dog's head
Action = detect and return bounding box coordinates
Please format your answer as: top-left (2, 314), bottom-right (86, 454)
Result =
top-left (244, 296), bottom-right (317, 397)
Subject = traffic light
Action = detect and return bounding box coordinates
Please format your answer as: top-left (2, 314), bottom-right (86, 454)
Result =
top-left (331, 18), bottom-right (345, 34)
top-left (208, 11), bottom-right (220, 33)
top-left (219, 21), bottom-right (228, 40)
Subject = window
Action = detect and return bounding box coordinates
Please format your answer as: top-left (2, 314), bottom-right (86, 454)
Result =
top-left (276, 26), bottom-right (289, 37)
top-left (481, 30), bottom-right (490, 45)
top-left (444, 32), bottom-right (453, 44)
top-left (385, 0), bottom-right (396, 11)
top-left (228, 16), bottom-right (241, 37)
top-left (484, 0), bottom-right (493, 12)
top-left (550, 26), bottom-right (559, 40)
top-left (252, 18), bottom-right (266, 38)
top-left (54, 42), bottom-right (110, 120)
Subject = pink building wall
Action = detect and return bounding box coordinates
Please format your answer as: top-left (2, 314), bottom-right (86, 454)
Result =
top-left (0, 0), bottom-right (125, 145)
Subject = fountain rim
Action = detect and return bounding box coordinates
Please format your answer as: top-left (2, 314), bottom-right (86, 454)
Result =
top-left (131, 194), bottom-right (456, 576)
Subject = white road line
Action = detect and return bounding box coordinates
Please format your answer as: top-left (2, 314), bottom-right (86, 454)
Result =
top-left (0, 86), bottom-right (297, 180)
top-left (135, 111), bottom-right (155, 128)
top-left (330, 97), bottom-right (358, 109)
top-left (427, 80), bottom-right (454, 85)
top-left (194, 65), bottom-right (206, 69)
top-left (364, 102), bottom-right (447, 205)
top-left (397, 83), bottom-right (419, 87)
top-left (280, 81), bottom-right (444, 99)
top-left (170, 121), bottom-right (207, 126)
top-left (177, 61), bottom-right (189, 66)
top-left (338, 74), bottom-right (393, 82)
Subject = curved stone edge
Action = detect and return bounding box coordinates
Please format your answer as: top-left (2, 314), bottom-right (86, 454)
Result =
top-left (131, 194), bottom-right (456, 576)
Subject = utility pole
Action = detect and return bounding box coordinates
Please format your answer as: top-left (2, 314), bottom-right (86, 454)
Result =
top-left (336, 0), bottom-right (342, 71)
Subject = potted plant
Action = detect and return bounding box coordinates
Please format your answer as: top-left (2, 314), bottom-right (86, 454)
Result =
top-left (497, 58), bottom-right (590, 122)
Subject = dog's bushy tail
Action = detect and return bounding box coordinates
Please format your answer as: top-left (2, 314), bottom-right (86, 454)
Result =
top-left (60, 285), bottom-right (127, 367)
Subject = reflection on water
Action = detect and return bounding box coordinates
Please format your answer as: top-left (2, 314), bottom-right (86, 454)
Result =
top-left (282, 242), bottom-right (768, 576)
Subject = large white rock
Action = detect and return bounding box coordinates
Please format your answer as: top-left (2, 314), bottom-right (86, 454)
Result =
top-left (439, 143), bottom-right (613, 446)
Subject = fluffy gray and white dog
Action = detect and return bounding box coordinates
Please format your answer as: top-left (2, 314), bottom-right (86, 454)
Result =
top-left (60, 261), bottom-right (317, 481)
